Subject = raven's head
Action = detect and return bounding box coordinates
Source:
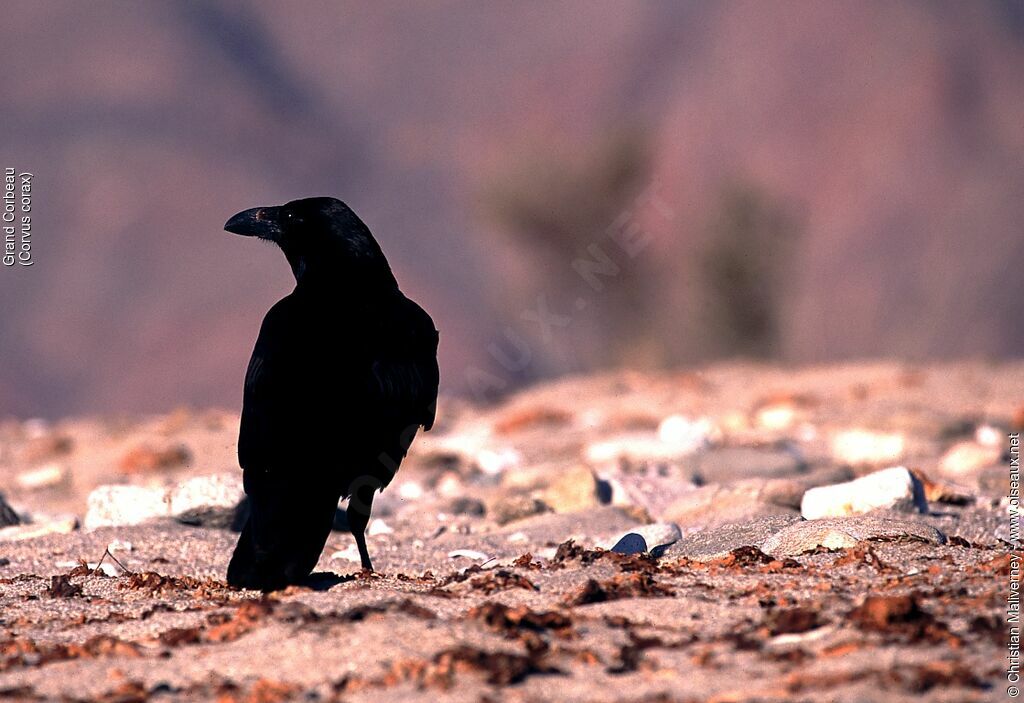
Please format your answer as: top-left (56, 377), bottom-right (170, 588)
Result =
top-left (224, 197), bottom-right (395, 286)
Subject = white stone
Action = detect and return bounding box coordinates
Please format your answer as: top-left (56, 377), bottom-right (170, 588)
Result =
top-left (830, 430), bottom-right (905, 466)
top-left (16, 464), bottom-right (68, 490)
top-left (586, 434), bottom-right (701, 465)
top-left (755, 404), bottom-right (797, 431)
top-left (168, 473), bottom-right (243, 518)
top-left (368, 519), bottom-right (393, 536)
top-left (475, 448), bottom-right (521, 475)
top-left (397, 481), bottom-right (424, 500)
top-left (85, 485), bottom-right (169, 529)
top-left (435, 473), bottom-right (464, 497)
top-left (975, 424), bottom-right (1002, 447)
top-left (657, 415), bottom-right (714, 452)
top-left (800, 466), bottom-right (927, 519)
top-left (938, 441), bottom-right (1000, 476)
top-left (447, 549), bottom-right (489, 561)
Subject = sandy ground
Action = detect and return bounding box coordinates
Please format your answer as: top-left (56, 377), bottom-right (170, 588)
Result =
top-left (0, 361), bottom-right (1019, 702)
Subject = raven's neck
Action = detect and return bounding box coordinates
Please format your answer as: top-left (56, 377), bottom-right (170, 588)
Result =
top-left (290, 253), bottom-right (399, 300)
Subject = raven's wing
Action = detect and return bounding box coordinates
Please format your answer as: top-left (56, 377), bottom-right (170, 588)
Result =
top-left (237, 295), bottom-right (304, 473)
top-left (367, 296), bottom-right (440, 433)
top-left (237, 291), bottom-right (438, 497)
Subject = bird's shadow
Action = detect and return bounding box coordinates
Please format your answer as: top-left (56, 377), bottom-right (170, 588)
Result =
top-left (301, 571), bottom-right (356, 591)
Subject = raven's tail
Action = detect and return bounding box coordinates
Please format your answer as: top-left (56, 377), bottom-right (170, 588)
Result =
top-left (226, 487), bottom-right (337, 591)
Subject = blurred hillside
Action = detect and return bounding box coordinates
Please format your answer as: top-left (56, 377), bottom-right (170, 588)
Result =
top-left (0, 1), bottom-right (1022, 417)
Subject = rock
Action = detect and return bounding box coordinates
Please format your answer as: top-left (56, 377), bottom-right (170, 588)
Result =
top-left (169, 473), bottom-right (244, 527)
top-left (118, 443), bottom-right (191, 474)
top-left (368, 519), bottom-right (393, 536)
top-left (434, 471), bottom-right (465, 497)
top-left (602, 522), bottom-right (682, 555)
top-left (0, 515), bottom-right (78, 542)
top-left (830, 430), bottom-right (904, 467)
top-left (683, 446), bottom-right (805, 485)
top-left (85, 485), bottom-right (169, 529)
top-left (15, 463), bottom-right (69, 490)
top-left (801, 467), bottom-right (926, 519)
top-left (0, 494), bottom-right (21, 527)
top-left (585, 435), bottom-right (671, 465)
top-left (761, 516), bottom-right (946, 556)
top-left (657, 415), bottom-right (715, 451)
top-left (585, 416), bottom-right (714, 467)
top-left (487, 493), bottom-right (551, 525)
top-left (663, 515), bottom-right (802, 561)
top-left (542, 464), bottom-right (602, 513)
top-left (938, 441), bottom-right (1001, 476)
top-left (397, 480), bottom-right (424, 500)
top-left (448, 549), bottom-right (490, 561)
top-left (607, 533), bottom-right (647, 555)
top-left (754, 403), bottom-right (797, 431)
top-left (974, 424), bottom-right (1003, 447)
top-left (505, 531), bottom-right (529, 544)
top-left (662, 483), bottom-right (798, 529)
top-left (475, 448), bottom-right (522, 475)
top-left (751, 394), bottom-right (818, 432)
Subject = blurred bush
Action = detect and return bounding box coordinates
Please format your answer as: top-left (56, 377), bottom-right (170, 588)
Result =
top-left (699, 185), bottom-right (801, 359)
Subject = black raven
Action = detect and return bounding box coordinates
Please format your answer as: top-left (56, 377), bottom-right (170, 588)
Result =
top-left (223, 197), bottom-right (439, 591)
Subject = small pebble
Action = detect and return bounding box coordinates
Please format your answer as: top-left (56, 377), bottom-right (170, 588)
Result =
top-left (602, 522), bottom-right (683, 555)
top-left (506, 531), bottom-right (529, 544)
top-left (15, 464), bottom-right (68, 491)
top-left (368, 519), bottom-right (393, 536)
top-left (447, 549), bottom-right (489, 561)
top-left (476, 448), bottom-right (521, 475)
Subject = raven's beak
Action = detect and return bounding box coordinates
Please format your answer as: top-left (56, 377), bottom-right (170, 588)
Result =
top-left (224, 206), bottom-right (283, 241)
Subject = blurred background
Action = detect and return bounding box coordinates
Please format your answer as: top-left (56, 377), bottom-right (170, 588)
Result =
top-left (0, 1), bottom-right (1022, 419)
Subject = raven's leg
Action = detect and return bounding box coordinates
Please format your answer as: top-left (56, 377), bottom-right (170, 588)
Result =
top-left (347, 483), bottom-right (376, 572)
